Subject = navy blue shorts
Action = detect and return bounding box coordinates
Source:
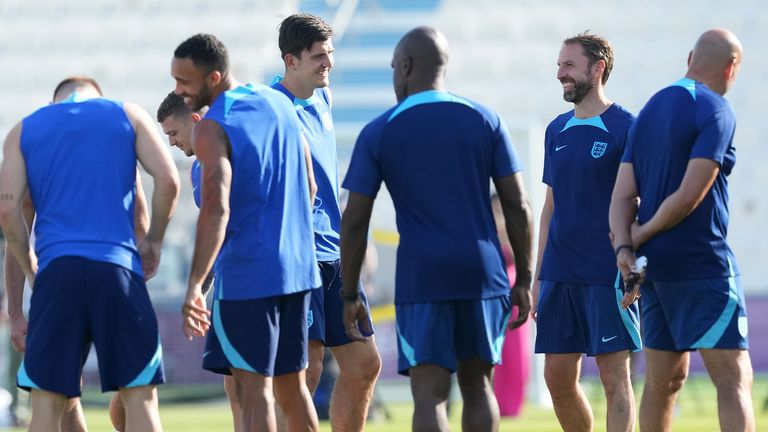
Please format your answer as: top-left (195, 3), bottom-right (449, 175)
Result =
top-left (18, 257), bottom-right (164, 397)
top-left (534, 281), bottom-right (641, 356)
top-left (395, 296), bottom-right (511, 375)
top-left (641, 276), bottom-right (748, 351)
top-left (203, 290), bottom-right (311, 377)
top-left (308, 260), bottom-right (374, 346)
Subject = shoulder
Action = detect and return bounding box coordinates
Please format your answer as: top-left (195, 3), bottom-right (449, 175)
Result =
top-left (603, 104), bottom-right (636, 129)
top-left (546, 110), bottom-right (574, 133)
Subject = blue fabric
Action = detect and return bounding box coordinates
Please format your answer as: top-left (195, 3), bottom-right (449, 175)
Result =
top-left (20, 97), bottom-right (142, 275)
top-left (640, 273), bottom-right (748, 351)
top-left (540, 104), bottom-right (635, 286)
top-left (21, 257), bottom-right (164, 397)
top-left (395, 296), bottom-right (512, 375)
top-left (534, 281), bottom-right (641, 356)
top-left (205, 84), bottom-right (320, 300)
top-left (622, 79), bottom-right (739, 281)
top-left (343, 90), bottom-right (522, 303)
top-left (191, 159), bottom-right (202, 208)
top-left (271, 81), bottom-right (342, 261)
top-left (202, 292), bottom-right (311, 376)
top-left (307, 260), bottom-right (373, 346)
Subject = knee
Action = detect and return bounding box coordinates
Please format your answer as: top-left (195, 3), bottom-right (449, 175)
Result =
top-left (224, 377), bottom-right (239, 405)
top-left (665, 369), bottom-right (688, 394)
top-left (544, 368), bottom-right (577, 396)
top-left (235, 380), bottom-right (272, 408)
top-left (306, 357), bottom-right (324, 389)
top-left (341, 347), bottom-right (381, 384)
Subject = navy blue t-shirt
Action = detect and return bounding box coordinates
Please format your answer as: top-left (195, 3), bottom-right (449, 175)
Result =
top-left (540, 104), bottom-right (635, 286)
top-left (343, 90), bottom-right (523, 304)
top-left (622, 78), bottom-right (739, 281)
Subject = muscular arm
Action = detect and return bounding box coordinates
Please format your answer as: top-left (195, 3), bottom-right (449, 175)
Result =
top-left (0, 123), bottom-right (36, 283)
top-left (302, 134), bottom-right (317, 205)
top-left (340, 192), bottom-right (375, 341)
top-left (124, 102), bottom-right (180, 279)
top-left (494, 173), bottom-right (534, 329)
top-left (632, 158), bottom-right (720, 247)
top-left (134, 167), bottom-right (150, 243)
top-left (3, 195), bottom-right (34, 351)
top-left (182, 119), bottom-right (231, 339)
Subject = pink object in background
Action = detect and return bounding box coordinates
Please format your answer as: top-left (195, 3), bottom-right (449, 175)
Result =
top-left (493, 252), bottom-right (531, 417)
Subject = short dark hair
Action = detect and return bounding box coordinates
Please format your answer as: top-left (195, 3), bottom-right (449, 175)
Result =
top-left (174, 33), bottom-right (229, 75)
top-left (563, 31), bottom-right (614, 84)
top-left (278, 13), bottom-right (333, 59)
top-left (52, 76), bottom-right (102, 100)
top-left (157, 92), bottom-right (192, 123)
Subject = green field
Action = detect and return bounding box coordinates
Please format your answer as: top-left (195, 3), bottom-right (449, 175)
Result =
top-left (7, 376), bottom-right (767, 431)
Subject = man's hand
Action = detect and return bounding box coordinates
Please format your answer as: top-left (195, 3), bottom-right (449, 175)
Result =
top-left (617, 248), bottom-right (644, 309)
top-left (508, 285), bottom-right (532, 330)
top-left (138, 238), bottom-right (162, 280)
top-left (630, 221), bottom-right (647, 249)
top-left (530, 280), bottom-right (540, 322)
top-left (9, 314), bottom-right (28, 352)
top-left (182, 285), bottom-right (210, 341)
top-left (342, 296), bottom-right (373, 342)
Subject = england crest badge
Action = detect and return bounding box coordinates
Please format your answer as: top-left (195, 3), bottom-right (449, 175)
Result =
top-left (591, 141), bottom-right (607, 158)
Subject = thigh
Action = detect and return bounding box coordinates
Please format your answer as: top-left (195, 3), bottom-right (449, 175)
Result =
top-left (320, 260), bottom-right (374, 347)
top-left (22, 257), bottom-right (90, 398)
top-left (580, 284), bottom-right (641, 356)
top-left (395, 302), bottom-right (456, 375)
top-left (455, 295), bottom-right (511, 365)
top-left (640, 281), bottom-right (679, 351)
top-left (275, 290), bottom-right (312, 376)
top-left (87, 261), bottom-right (163, 392)
top-left (654, 277), bottom-right (748, 350)
top-left (534, 281), bottom-right (585, 354)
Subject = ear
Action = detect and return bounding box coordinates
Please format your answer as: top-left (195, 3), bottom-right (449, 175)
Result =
top-left (592, 59), bottom-right (606, 82)
top-left (284, 53), bottom-right (299, 71)
top-left (207, 70), bottom-right (222, 87)
top-left (724, 58), bottom-right (737, 80)
top-left (687, 50), bottom-right (693, 68)
top-left (191, 112), bottom-right (202, 123)
top-left (401, 56), bottom-right (412, 76)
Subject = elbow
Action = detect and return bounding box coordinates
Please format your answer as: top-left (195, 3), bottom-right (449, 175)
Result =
top-left (0, 201), bottom-right (19, 226)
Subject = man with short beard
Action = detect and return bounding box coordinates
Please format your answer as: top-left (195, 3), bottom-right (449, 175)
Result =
top-left (532, 32), bottom-right (639, 432)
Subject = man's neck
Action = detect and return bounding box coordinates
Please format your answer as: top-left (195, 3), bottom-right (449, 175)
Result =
top-left (209, 76), bottom-right (242, 104)
top-left (280, 74), bottom-right (315, 99)
top-left (573, 86), bottom-right (612, 118)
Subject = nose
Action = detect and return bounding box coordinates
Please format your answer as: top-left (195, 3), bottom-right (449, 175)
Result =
top-left (323, 54), bottom-right (334, 69)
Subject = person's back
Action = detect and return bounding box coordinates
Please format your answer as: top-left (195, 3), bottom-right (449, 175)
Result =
top-left (627, 79), bottom-right (736, 281)
top-left (21, 94), bottom-right (141, 274)
top-left (204, 83), bottom-right (319, 300)
top-left (348, 90), bottom-right (519, 303)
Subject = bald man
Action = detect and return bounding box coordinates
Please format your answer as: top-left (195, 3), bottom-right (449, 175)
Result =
top-left (341, 26), bottom-right (533, 431)
top-left (610, 29), bottom-right (754, 431)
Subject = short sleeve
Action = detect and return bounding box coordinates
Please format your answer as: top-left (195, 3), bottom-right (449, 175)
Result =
top-left (621, 123), bottom-right (636, 164)
top-left (491, 115), bottom-right (524, 179)
top-left (342, 123), bottom-right (383, 198)
top-left (690, 108), bottom-right (735, 165)
top-left (542, 126), bottom-right (553, 186)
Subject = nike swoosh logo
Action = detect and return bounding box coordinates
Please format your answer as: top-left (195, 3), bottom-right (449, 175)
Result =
top-left (601, 335), bottom-right (618, 343)
top-left (555, 145), bottom-right (568, 151)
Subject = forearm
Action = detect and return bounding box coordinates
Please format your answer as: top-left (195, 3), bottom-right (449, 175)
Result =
top-left (609, 197), bottom-right (638, 248)
top-left (188, 204), bottom-right (228, 288)
top-left (134, 169), bottom-right (150, 243)
top-left (145, 174), bottom-right (179, 244)
top-left (640, 191), bottom-right (696, 242)
top-left (0, 209), bottom-right (33, 279)
top-left (4, 246), bottom-right (25, 319)
top-left (303, 137), bottom-right (317, 205)
top-left (533, 204), bottom-right (552, 283)
top-left (505, 200), bottom-right (534, 287)
top-left (340, 194), bottom-right (374, 298)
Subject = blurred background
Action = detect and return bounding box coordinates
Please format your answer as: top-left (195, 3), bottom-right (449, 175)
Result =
top-left (0, 0), bottom-right (766, 428)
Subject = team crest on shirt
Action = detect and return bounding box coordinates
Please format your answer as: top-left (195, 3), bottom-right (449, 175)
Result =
top-left (591, 141), bottom-right (607, 158)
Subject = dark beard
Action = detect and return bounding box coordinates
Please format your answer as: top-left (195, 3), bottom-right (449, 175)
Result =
top-left (188, 85), bottom-right (213, 111)
top-left (563, 79), bottom-right (593, 105)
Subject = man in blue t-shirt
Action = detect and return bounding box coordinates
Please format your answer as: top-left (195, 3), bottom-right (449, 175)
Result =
top-left (610, 29), bottom-right (753, 431)
top-left (173, 34), bottom-right (321, 432)
top-left (534, 33), bottom-right (640, 432)
top-left (0, 76), bottom-right (180, 432)
top-left (341, 26), bottom-right (533, 431)
top-left (271, 14), bottom-right (380, 431)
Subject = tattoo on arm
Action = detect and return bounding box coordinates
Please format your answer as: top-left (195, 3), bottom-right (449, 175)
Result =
top-left (0, 193), bottom-right (13, 201)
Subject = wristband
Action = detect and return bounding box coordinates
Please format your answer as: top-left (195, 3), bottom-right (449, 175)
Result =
top-left (614, 244), bottom-right (633, 256)
top-left (340, 289), bottom-right (360, 302)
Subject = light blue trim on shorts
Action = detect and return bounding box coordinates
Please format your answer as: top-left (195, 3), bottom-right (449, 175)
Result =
top-left (213, 300), bottom-right (256, 372)
top-left (691, 259), bottom-right (739, 349)
top-left (17, 360), bottom-right (40, 390)
top-left (614, 271), bottom-right (643, 352)
top-left (396, 322), bottom-right (417, 368)
top-left (125, 337), bottom-right (163, 388)
top-left (491, 308), bottom-right (512, 363)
